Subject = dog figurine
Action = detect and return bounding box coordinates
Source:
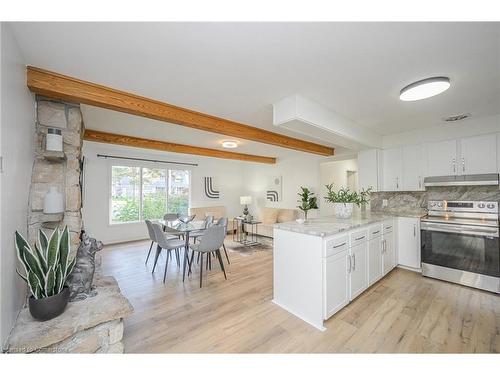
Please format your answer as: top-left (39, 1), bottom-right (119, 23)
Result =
top-left (67, 232), bottom-right (103, 301)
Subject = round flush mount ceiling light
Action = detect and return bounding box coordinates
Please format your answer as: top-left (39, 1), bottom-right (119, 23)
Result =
top-left (221, 140), bottom-right (238, 149)
top-left (399, 76), bottom-right (451, 101)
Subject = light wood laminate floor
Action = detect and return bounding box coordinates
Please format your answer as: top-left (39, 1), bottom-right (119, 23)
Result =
top-left (101, 239), bottom-right (499, 353)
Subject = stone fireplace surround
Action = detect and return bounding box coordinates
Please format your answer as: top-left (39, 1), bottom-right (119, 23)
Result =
top-left (6, 97), bottom-right (133, 353)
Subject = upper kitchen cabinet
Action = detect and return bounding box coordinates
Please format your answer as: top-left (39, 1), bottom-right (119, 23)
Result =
top-left (460, 134), bottom-right (497, 175)
top-left (401, 144), bottom-right (425, 191)
top-left (358, 149), bottom-right (380, 192)
top-left (381, 148), bottom-right (402, 191)
top-left (426, 139), bottom-right (459, 177)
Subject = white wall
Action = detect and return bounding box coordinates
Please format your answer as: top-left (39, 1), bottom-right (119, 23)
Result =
top-left (382, 114), bottom-right (500, 148)
top-left (82, 141), bottom-right (245, 244)
top-left (319, 159), bottom-right (358, 217)
top-left (0, 23), bottom-right (34, 349)
top-left (242, 154), bottom-right (323, 220)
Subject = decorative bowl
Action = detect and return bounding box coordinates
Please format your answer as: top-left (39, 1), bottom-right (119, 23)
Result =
top-left (178, 214), bottom-right (196, 224)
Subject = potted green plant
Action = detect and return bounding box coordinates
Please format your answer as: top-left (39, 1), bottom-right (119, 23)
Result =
top-left (297, 187), bottom-right (319, 221)
top-left (324, 184), bottom-right (372, 219)
top-left (15, 226), bottom-right (76, 321)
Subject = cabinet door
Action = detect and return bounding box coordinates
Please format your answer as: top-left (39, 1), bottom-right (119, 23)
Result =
top-left (426, 140), bottom-right (458, 176)
top-left (382, 148), bottom-right (402, 191)
top-left (402, 144), bottom-right (424, 191)
top-left (368, 238), bottom-right (383, 285)
top-left (323, 251), bottom-right (349, 319)
top-left (460, 134), bottom-right (497, 175)
top-left (349, 242), bottom-right (368, 300)
top-left (383, 231), bottom-right (395, 274)
top-left (397, 217), bottom-right (421, 269)
top-left (358, 149), bottom-right (380, 192)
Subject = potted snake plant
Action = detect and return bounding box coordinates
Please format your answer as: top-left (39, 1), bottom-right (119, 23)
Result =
top-left (324, 184), bottom-right (372, 219)
top-left (15, 226), bottom-right (76, 321)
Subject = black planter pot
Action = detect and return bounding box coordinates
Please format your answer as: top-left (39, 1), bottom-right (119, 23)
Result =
top-left (28, 286), bottom-right (70, 321)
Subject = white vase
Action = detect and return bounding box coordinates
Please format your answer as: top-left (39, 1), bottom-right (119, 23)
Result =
top-left (43, 186), bottom-right (64, 214)
top-left (334, 203), bottom-right (354, 219)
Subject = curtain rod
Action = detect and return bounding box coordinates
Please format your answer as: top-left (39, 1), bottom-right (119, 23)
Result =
top-left (96, 154), bottom-right (198, 167)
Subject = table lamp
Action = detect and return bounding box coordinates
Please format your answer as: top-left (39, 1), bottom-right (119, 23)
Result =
top-left (240, 196), bottom-right (252, 218)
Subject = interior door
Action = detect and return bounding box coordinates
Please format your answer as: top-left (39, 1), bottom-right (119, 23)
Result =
top-left (368, 237), bottom-right (383, 285)
top-left (324, 250), bottom-right (349, 319)
top-left (350, 242), bottom-right (368, 300)
top-left (402, 144), bottom-right (424, 191)
top-left (460, 134), bottom-right (497, 175)
top-left (426, 140), bottom-right (458, 176)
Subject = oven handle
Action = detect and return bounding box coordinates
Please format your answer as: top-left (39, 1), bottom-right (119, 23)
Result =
top-left (421, 223), bottom-right (499, 237)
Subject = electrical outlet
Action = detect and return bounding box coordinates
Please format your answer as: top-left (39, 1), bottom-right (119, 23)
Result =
top-left (382, 199), bottom-right (388, 207)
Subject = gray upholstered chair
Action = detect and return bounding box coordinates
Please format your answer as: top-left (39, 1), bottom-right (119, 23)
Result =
top-left (216, 217), bottom-right (230, 264)
top-left (145, 220), bottom-right (157, 265)
top-left (163, 213), bottom-right (183, 239)
top-left (163, 213), bottom-right (179, 224)
top-left (191, 215), bottom-right (214, 243)
top-left (188, 224), bottom-right (227, 288)
top-left (151, 222), bottom-right (185, 283)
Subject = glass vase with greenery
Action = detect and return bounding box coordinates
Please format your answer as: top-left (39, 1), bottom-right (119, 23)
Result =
top-left (297, 187), bottom-right (319, 220)
top-left (324, 184), bottom-right (372, 219)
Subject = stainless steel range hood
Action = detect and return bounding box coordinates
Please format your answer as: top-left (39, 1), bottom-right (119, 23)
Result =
top-left (424, 173), bottom-right (500, 188)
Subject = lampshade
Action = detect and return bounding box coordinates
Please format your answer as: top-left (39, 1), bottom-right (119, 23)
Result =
top-left (240, 196), bottom-right (252, 205)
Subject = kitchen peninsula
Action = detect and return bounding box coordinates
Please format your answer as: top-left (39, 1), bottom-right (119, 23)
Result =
top-left (273, 212), bottom-right (397, 330)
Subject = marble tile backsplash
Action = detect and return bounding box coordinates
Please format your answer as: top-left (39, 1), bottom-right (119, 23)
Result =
top-left (370, 186), bottom-right (500, 214)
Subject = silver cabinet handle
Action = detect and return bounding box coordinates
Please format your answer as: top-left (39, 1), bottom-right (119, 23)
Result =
top-left (352, 254), bottom-right (356, 271)
top-left (347, 255), bottom-right (352, 273)
top-left (413, 225), bottom-right (416, 237)
top-left (462, 157), bottom-right (465, 173)
top-left (418, 176), bottom-right (422, 189)
top-left (452, 158), bottom-right (456, 173)
top-left (383, 239), bottom-right (386, 253)
top-left (333, 242), bottom-right (347, 249)
top-left (396, 177), bottom-right (399, 189)
top-left (372, 230), bottom-right (380, 235)
top-left (355, 236), bottom-right (365, 241)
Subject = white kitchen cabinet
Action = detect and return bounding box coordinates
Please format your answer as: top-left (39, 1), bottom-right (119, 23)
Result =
top-left (349, 241), bottom-right (368, 300)
top-left (460, 134), bottom-right (497, 174)
top-left (397, 217), bottom-right (421, 270)
top-left (402, 144), bottom-right (424, 191)
top-left (368, 237), bottom-right (383, 285)
top-left (358, 149), bottom-right (380, 192)
top-left (382, 223), bottom-right (395, 275)
top-left (323, 250), bottom-right (349, 319)
top-left (382, 148), bottom-right (402, 191)
top-left (426, 139), bottom-right (458, 177)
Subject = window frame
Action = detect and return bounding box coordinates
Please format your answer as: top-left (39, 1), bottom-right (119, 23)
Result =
top-left (108, 161), bottom-right (191, 226)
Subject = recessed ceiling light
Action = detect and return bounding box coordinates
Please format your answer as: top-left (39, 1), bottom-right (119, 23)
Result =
top-left (400, 76), bottom-right (451, 101)
top-left (221, 141), bottom-right (238, 149)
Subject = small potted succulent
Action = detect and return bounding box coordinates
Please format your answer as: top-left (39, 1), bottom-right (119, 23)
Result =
top-left (15, 226), bottom-right (76, 321)
top-left (297, 187), bottom-right (319, 221)
top-left (324, 184), bottom-right (372, 219)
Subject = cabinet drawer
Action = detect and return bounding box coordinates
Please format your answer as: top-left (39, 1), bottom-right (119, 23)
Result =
top-left (383, 220), bottom-right (394, 234)
top-left (324, 235), bottom-right (349, 257)
top-left (368, 223), bottom-right (383, 239)
top-left (350, 229), bottom-right (368, 245)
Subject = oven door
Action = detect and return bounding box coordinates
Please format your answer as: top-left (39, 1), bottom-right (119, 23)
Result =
top-left (421, 222), bottom-right (500, 278)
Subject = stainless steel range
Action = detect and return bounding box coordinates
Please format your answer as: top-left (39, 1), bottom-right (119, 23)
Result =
top-left (420, 200), bottom-right (500, 294)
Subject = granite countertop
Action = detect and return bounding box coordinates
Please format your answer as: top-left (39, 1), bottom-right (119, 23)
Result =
top-left (274, 210), bottom-right (426, 237)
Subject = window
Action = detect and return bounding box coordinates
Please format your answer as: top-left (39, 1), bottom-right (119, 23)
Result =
top-left (110, 165), bottom-right (190, 224)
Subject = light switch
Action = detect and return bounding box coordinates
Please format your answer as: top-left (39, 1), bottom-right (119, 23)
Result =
top-left (382, 199), bottom-right (388, 207)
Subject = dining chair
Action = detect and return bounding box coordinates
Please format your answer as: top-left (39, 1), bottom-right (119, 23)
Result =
top-left (191, 215), bottom-right (214, 243)
top-left (144, 220), bottom-right (156, 265)
top-left (163, 213), bottom-right (183, 239)
top-left (216, 217), bottom-right (230, 264)
top-left (151, 222), bottom-right (185, 283)
top-left (187, 224), bottom-right (227, 288)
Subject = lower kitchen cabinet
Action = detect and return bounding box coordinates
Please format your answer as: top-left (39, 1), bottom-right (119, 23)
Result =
top-left (382, 220), bottom-right (396, 274)
top-left (323, 250), bottom-right (349, 319)
top-left (397, 217), bottom-right (421, 270)
top-left (368, 235), bottom-right (383, 286)
top-left (349, 241), bottom-right (368, 300)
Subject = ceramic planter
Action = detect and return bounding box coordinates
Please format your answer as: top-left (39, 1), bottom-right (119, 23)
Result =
top-left (28, 286), bottom-right (69, 321)
top-left (333, 202), bottom-right (354, 219)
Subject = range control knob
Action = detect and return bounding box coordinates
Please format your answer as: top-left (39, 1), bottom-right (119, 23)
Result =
top-left (437, 202), bottom-right (443, 208)
top-left (478, 203), bottom-right (486, 209)
top-left (487, 203), bottom-right (495, 209)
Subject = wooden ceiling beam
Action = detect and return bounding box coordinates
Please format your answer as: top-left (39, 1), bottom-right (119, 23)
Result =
top-left (83, 129), bottom-right (277, 164)
top-left (27, 66), bottom-right (334, 156)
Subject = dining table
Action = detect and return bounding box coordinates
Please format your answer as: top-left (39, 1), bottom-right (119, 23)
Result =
top-left (158, 219), bottom-right (208, 282)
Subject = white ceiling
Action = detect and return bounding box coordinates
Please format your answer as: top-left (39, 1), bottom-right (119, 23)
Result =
top-left (10, 22), bottom-right (500, 156)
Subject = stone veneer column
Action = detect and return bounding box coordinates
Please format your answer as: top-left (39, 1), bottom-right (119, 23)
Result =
top-left (28, 97), bottom-right (84, 253)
